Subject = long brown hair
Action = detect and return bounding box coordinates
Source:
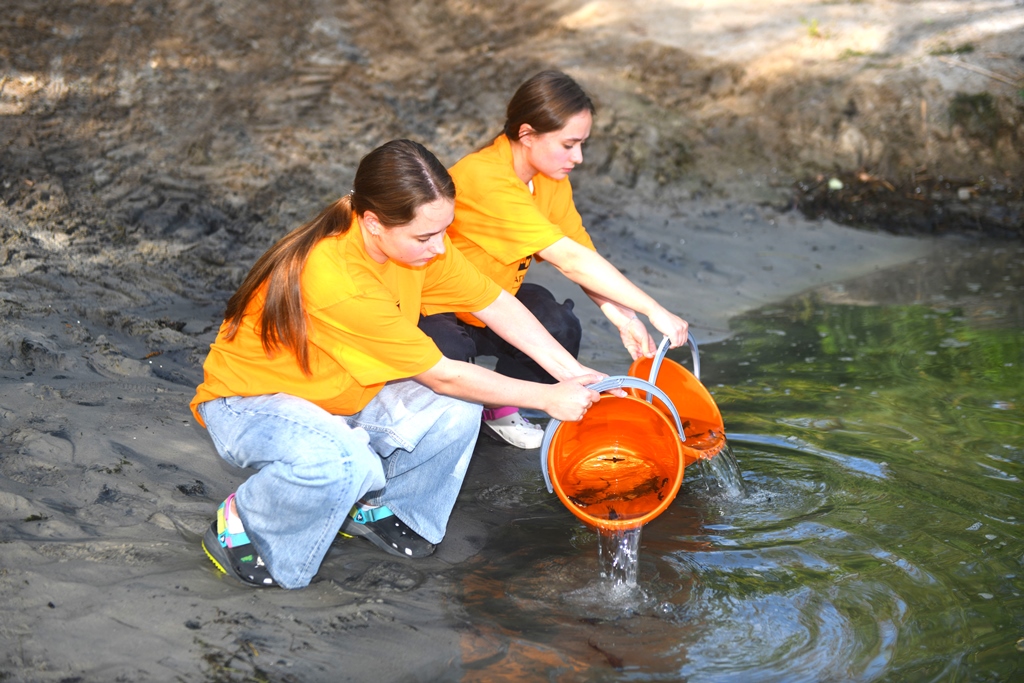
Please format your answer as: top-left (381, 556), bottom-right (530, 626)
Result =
top-left (223, 139), bottom-right (455, 374)
top-left (503, 70), bottom-right (595, 142)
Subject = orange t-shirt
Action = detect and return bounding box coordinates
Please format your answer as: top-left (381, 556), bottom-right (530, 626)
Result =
top-left (190, 217), bottom-right (501, 424)
top-left (448, 134), bottom-right (595, 326)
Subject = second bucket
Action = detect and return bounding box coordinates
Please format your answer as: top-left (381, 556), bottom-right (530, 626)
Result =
top-left (627, 336), bottom-right (727, 467)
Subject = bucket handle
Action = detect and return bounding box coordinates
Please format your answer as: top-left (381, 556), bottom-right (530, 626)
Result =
top-left (644, 335), bottom-right (701, 402)
top-left (539, 376), bottom-right (685, 493)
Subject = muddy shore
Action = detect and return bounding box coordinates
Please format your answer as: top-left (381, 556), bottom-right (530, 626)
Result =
top-left (1, 1), bottom-right (1021, 680)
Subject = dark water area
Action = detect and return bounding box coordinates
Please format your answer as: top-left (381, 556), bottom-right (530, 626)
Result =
top-left (452, 242), bottom-right (1024, 682)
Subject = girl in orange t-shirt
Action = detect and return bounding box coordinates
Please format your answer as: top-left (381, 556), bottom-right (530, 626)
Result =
top-left (421, 71), bottom-right (689, 450)
top-left (193, 140), bottom-right (602, 589)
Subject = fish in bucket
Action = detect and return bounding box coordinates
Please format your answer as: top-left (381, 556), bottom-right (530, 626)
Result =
top-left (539, 336), bottom-right (726, 530)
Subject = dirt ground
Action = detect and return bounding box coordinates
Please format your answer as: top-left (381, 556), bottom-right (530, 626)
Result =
top-left (0, 0), bottom-right (1022, 680)
top-left (3, 0), bottom-right (1022, 245)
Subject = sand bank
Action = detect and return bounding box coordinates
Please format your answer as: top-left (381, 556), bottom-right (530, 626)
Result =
top-left (0, 189), bottom-right (937, 680)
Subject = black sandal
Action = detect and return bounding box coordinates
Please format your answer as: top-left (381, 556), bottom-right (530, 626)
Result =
top-left (202, 521), bottom-right (277, 587)
top-left (339, 505), bottom-right (435, 558)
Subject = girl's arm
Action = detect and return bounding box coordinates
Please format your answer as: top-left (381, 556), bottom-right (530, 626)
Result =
top-left (537, 237), bottom-right (688, 357)
top-left (471, 289), bottom-right (601, 382)
top-left (414, 357), bottom-right (601, 422)
top-left (582, 288), bottom-right (661, 360)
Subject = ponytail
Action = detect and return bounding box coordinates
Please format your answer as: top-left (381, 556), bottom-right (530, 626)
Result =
top-left (221, 140), bottom-right (454, 376)
top-left (223, 195), bottom-right (354, 374)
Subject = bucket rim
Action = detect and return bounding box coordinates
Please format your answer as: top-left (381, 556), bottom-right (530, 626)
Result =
top-left (540, 375), bottom-right (685, 493)
top-left (547, 394), bottom-right (685, 531)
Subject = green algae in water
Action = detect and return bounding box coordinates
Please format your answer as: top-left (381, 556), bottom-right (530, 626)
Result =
top-left (692, 243), bottom-right (1024, 681)
top-left (454, 243), bottom-right (1024, 682)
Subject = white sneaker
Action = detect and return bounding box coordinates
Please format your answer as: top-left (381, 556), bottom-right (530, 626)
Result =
top-left (482, 410), bottom-right (544, 449)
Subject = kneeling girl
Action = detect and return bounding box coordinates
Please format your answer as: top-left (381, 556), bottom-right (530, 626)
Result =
top-left (191, 140), bottom-right (601, 589)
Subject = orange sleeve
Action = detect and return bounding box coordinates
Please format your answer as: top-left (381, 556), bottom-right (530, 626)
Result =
top-left (456, 180), bottom-right (567, 263)
top-left (530, 174), bottom-right (595, 258)
top-left (420, 236), bottom-right (502, 316)
top-left (448, 136), bottom-right (595, 278)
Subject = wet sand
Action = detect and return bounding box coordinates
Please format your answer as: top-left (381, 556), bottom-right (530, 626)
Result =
top-left (0, 191), bottom-right (937, 681)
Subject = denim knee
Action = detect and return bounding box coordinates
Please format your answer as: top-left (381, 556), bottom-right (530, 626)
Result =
top-left (434, 395), bottom-right (482, 435)
top-left (299, 448), bottom-right (384, 494)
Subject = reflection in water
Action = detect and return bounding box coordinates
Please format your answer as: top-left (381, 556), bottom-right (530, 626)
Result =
top-left (454, 242), bottom-right (1024, 681)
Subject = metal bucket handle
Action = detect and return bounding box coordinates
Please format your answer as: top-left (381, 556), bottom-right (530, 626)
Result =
top-left (540, 375), bottom-right (685, 493)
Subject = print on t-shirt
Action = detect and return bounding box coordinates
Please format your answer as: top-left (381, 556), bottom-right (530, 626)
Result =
top-left (514, 255), bottom-right (532, 286)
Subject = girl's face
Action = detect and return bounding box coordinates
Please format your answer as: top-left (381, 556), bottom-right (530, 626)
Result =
top-left (519, 109), bottom-right (593, 182)
top-left (361, 197), bottom-right (454, 267)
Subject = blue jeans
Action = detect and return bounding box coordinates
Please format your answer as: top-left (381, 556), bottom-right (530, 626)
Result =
top-left (197, 380), bottom-right (481, 589)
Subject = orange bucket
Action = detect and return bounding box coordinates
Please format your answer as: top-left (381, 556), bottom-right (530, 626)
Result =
top-left (541, 377), bottom-right (686, 531)
top-left (627, 337), bottom-right (726, 467)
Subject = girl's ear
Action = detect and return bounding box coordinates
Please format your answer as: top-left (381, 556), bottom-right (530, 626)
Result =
top-left (518, 123), bottom-right (537, 146)
top-left (362, 210), bottom-right (382, 236)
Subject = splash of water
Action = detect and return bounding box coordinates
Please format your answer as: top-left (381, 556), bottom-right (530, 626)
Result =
top-left (589, 444), bottom-right (744, 591)
top-left (692, 443), bottom-right (746, 498)
top-left (597, 525), bottom-right (643, 587)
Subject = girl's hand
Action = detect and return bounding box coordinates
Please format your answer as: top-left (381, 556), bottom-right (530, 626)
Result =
top-left (544, 375), bottom-right (603, 422)
top-left (618, 315), bottom-right (658, 360)
top-left (647, 307), bottom-right (689, 348)
top-left (554, 361), bottom-right (607, 383)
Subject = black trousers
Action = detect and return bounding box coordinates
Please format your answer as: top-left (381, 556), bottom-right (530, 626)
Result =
top-left (418, 283), bottom-right (582, 384)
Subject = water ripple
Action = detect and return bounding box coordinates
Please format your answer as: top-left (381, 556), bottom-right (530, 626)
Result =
top-left (728, 432), bottom-right (889, 479)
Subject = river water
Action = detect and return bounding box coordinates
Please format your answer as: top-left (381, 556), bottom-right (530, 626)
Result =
top-left (452, 241), bottom-right (1023, 682)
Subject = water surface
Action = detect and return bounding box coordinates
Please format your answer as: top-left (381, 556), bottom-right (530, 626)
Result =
top-left (453, 242), bottom-right (1024, 682)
